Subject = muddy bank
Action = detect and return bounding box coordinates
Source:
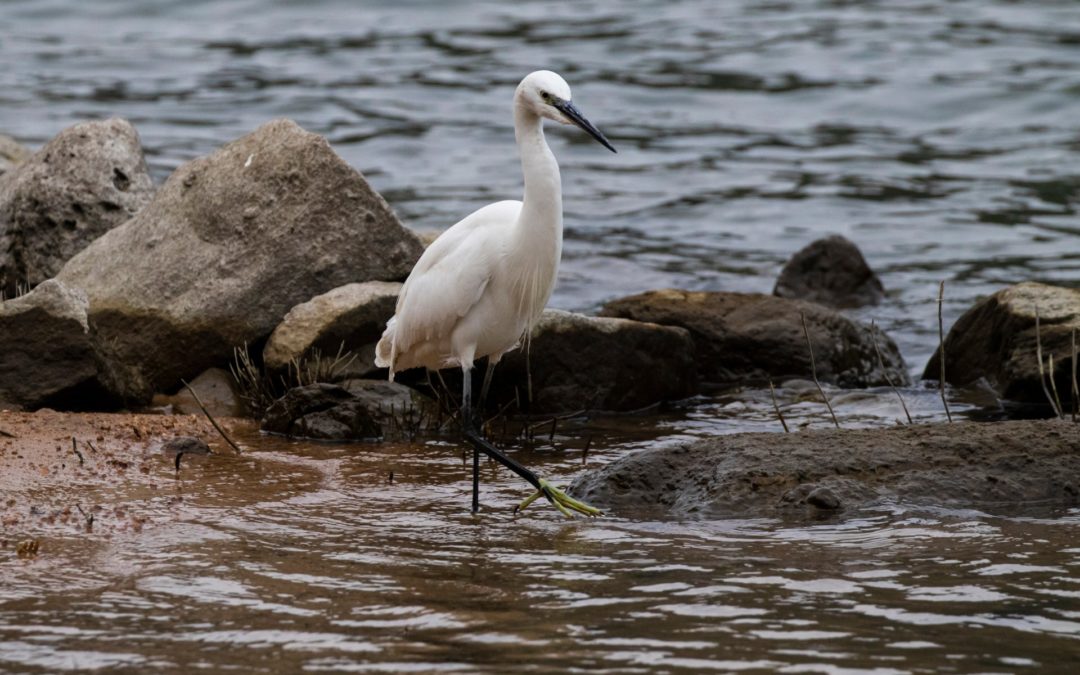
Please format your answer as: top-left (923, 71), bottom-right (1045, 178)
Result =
top-left (0, 410), bottom-right (252, 542)
top-left (570, 419), bottom-right (1080, 519)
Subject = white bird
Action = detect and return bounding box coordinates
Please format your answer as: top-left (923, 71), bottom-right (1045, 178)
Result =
top-left (375, 70), bottom-right (616, 516)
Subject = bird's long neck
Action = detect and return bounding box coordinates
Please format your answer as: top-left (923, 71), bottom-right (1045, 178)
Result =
top-left (513, 103), bottom-right (563, 248)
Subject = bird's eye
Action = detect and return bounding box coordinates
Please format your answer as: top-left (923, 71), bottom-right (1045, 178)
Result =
top-left (540, 91), bottom-right (552, 103)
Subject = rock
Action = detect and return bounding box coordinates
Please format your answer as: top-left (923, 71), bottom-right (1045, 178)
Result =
top-left (0, 280), bottom-right (103, 409)
top-left (569, 419), bottom-right (1080, 519)
top-left (56, 119), bottom-right (424, 404)
top-left (263, 281), bottom-right (401, 378)
top-left (0, 120), bottom-right (153, 294)
top-left (806, 486), bottom-right (841, 510)
top-left (151, 367), bottom-right (243, 418)
top-left (339, 378), bottom-right (427, 429)
top-left (600, 289), bottom-right (908, 387)
top-left (924, 282), bottom-right (1080, 406)
top-left (0, 134), bottom-right (31, 177)
top-left (161, 436), bottom-right (211, 457)
top-left (774, 235), bottom-right (884, 308)
top-left (261, 383), bottom-right (383, 440)
top-left (485, 309), bottom-right (699, 414)
top-left (413, 229), bottom-right (441, 248)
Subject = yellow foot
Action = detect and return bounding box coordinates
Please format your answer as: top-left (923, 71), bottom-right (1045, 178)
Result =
top-left (516, 478), bottom-right (603, 518)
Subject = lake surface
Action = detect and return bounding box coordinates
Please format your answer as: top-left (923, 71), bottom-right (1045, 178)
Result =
top-left (2, 0), bottom-right (1080, 671)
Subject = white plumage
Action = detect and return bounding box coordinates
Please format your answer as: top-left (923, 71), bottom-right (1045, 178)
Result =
top-left (376, 70), bottom-right (613, 380)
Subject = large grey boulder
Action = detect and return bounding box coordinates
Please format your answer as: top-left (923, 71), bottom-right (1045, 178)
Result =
top-left (0, 134), bottom-right (31, 177)
top-left (570, 419), bottom-right (1080, 519)
top-left (924, 282), bottom-right (1080, 406)
top-left (601, 289), bottom-right (908, 387)
top-left (484, 309), bottom-right (699, 414)
top-left (0, 120), bottom-right (153, 295)
top-left (263, 281), bottom-right (401, 377)
top-left (0, 280), bottom-right (99, 409)
top-left (774, 235), bottom-right (884, 308)
top-left (57, 119), bottom-right (424, 404)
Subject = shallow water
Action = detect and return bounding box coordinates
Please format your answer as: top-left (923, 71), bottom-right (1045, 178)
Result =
top-left (2, 429), bottom-right (1080, 673)
top-left (2, 0), bottom-right (1080, 671)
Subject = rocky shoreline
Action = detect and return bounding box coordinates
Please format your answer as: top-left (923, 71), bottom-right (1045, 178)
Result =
top-left (570, 418), bottom-right (1080, 519)
top-left (1, 118), bottom-right (1078, 520)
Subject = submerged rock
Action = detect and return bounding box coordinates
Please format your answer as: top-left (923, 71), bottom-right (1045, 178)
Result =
top-left (924, 282), bottom-right (1080, 407)
top-left (774, 235), bottom-right (884, 308)
top-left (601, 289), bottom-right (907, 387)
top-left (56, 119), bottom-right (424, 404)
top-left (0, 119), bottom-right (154, 295)
top-left (259, 382), bottom-right (386, 440)
top-left (0, 134), bottom-right (31, 177)
top-left (0, 280), bottom-right (101, 409)
top-left (485, 309), bottom-right (699, 414)
top-left (161, 436), bottom-right (211, 457)
top-left (263, 281), bottom-right (401, 378)
top-left (570, 419), bottom-right (1080, 518)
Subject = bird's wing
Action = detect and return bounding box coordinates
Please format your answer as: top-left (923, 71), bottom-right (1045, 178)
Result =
top-left (391, 200), bottom-right (523, 355)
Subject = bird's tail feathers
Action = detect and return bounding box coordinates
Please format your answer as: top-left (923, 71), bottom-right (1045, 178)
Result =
top-left (374, 317), bottom-right (397, 380)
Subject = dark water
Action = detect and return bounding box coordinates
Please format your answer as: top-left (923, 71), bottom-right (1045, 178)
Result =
top-left (2, 0), bottom-right (1080, 671)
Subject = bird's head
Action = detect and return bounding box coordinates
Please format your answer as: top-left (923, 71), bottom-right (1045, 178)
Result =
top-left (516, 70), bottom-right (616, 153)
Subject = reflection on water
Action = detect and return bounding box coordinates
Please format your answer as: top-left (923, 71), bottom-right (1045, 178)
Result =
top-left (2, 430), bottom-right (1079, 672)
top-left (3, 0), bottom-right (1080, 670)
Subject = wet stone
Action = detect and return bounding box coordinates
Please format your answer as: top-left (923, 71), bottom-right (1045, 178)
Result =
top-left (161, 436), bottom-right (211, 457)
top-left (806, 486), bottom-right (841, 510)
top-left (261, 383), bottom-right (383, 441)
top-left (774, 235), bottom-right (885, 308)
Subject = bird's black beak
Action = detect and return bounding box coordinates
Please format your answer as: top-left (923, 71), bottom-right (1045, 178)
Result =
top-left (554, 99), bottom-right (617, 153)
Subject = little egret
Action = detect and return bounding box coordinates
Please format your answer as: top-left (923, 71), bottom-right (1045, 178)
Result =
top-left (375, 70), bottom-right (616, 517)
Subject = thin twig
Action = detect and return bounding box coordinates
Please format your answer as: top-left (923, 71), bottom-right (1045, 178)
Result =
top-left (800, 311), bottom-right (840, 429)
top-left (1072, 328), bottom-right (1078, 423)
top-left (71, 437), bottom-right (84, 465)
top-left (1034, 304), bottom-right (1064, 419)
top-left (182, 379), bottom-right (243, 454)
top-left (0, 429), bottom-right (14, 438)
top-left (937, 281), bottom-right (953, 422)
top-left (870, 320), bottom-right (913, 424)
top-left (767, 378), bottom-right (790, 433)
top-left (75, 504), bottom-right (93, 532)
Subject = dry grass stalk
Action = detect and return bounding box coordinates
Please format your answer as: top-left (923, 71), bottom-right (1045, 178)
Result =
top-left (230, 343), bottom-right (278, 414)
top-left (1034, 304), bottom-right (1064, 419)
top-left (287, 343), bottom-right (357, 387)
top-left (937, 281), bottom-right (953, 423)
top-left (870, 320), bottom-right (913, 424)
top-left (1048, 354), bottom-right (1065, 418)
top-left (767, 378), bottom-right (790, 433)
top-left (800, 311), bottom-right (840, 429)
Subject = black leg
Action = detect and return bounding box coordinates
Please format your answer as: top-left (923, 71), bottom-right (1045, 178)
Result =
top-left (472, 439), bottom-right (480, 513)
top-left (460, 365), bottom-right (481, 513)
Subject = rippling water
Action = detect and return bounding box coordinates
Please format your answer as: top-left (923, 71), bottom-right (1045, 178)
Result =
top-left (3, 0), bottom-right (1080, 671)
top-left (2, 431), bottom-right (1080, 672)
top-left (3, 0), bottom-right (1080, 376)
